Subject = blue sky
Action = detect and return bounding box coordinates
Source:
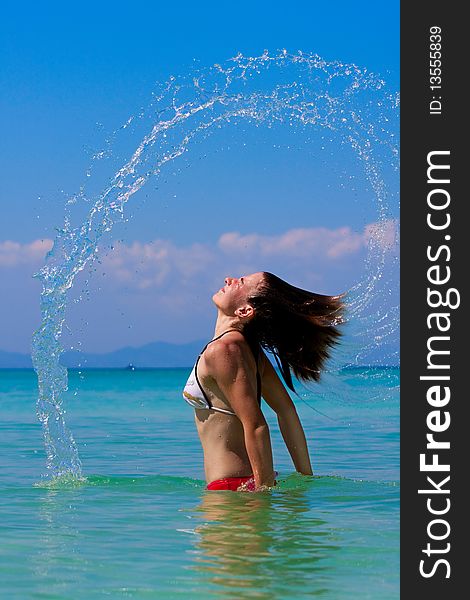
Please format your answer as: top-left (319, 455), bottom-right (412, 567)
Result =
top-left (0, 1), bottom-right (399, 355)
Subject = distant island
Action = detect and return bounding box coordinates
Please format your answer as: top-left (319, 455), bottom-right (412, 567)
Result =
top-left (0, 339), bottom-right (206, 369)
top-left (0, 338), bottom-right (397, 369)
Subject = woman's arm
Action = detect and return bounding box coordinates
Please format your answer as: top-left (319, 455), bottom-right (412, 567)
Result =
top-left (260, 352), bottom-right (313, 475)
top-left (205, 338), bottom-right (275, 489)
top-left (277, 410), bottom-right (313, 475)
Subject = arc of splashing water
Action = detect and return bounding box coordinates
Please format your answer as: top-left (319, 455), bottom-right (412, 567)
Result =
top-left (31, 101), bottom-right (220, 479)
top-left (31, 50), bottom-right (399, 479)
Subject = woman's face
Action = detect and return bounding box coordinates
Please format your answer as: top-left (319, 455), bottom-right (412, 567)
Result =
top-left (212, 272), bottom-right (264, 316)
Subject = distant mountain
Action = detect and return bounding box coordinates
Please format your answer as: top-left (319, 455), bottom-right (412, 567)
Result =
top-left (0, 338), bottom-right (398, 369)
top-left (0, 350), bottom-right (33, 368)
top-left (60, 340), bottom-right (207, 368)
top-left (0, 340), bottom-right (206, 369)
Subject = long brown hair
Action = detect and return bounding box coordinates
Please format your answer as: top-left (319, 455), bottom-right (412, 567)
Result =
top-left (243, 272), bottom-right (345, 392)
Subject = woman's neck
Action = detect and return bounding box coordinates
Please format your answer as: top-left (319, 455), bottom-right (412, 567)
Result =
top-left (213, 312), bottom-right (242, 338)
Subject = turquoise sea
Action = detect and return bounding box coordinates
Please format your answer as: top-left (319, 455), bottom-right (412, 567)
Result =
top-left (1, 367), bottom-right (399, 599)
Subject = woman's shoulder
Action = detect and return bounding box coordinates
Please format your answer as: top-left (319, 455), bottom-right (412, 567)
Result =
top-left (204, 331), bottom-right (254, 368)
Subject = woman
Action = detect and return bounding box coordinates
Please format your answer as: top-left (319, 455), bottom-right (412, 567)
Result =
top-left (182, 272), bottom-right (345, 492)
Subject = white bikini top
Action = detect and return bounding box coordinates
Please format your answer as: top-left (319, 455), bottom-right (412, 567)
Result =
top-left (182, 329), bottom-right (261, 416)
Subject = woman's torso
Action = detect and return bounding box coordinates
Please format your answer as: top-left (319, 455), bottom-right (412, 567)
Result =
top-left (185, 331), bottom-right (265, 483)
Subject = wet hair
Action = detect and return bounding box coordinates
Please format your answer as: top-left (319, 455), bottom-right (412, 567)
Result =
top-left (242, 272), bottom-right (345, 392)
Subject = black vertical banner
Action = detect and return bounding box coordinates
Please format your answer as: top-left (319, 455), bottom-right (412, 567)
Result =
top-left (401, 3), bottom-right (464, 598)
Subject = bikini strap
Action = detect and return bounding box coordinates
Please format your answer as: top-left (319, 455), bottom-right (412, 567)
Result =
top-left (194, 329), bottom-right (239, 409)
top-left (198, 329), bottom-right (240, 356)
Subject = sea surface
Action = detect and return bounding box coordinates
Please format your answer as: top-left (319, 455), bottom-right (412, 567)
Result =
top-left (0, 367), bottom-right (399, 599)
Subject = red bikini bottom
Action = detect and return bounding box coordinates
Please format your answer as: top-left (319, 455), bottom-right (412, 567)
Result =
top-left (207, 475), bottom-right (256, 491)
top-left (206, 472), bottom-right (278, 492)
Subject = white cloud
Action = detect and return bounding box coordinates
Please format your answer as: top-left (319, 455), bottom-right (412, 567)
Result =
top-left (218, 221), bottom-right (398, 259)
top-left (0, 225), bottom-right (398, 350)
top-left (101, 239), bottom-right (216, 289)
top-left (95, 220), bottom-right (398, 295)
top-left (364, 219), bottom-right (399, 251)
top-left (0, 239), bottom-right (53, 267)
top-left (218, 227), bottom-right (361, 259)
top-left (0, 221), bottom-right (398, 299)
